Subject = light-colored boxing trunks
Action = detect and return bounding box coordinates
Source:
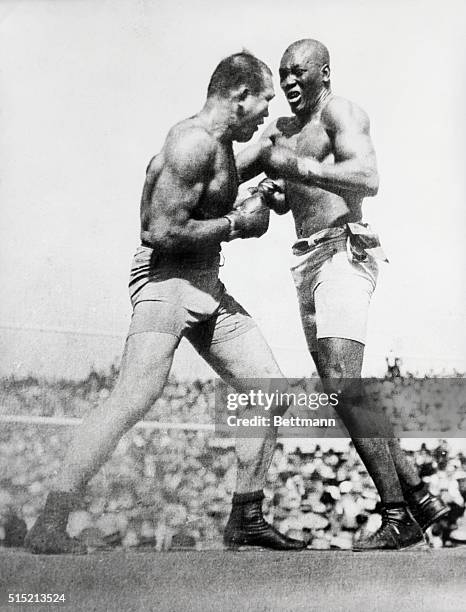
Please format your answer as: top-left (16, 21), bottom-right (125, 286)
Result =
top-left (127, 246), bottom-right (256, 351)
top-left (290, 223), bottom-right (386, 351)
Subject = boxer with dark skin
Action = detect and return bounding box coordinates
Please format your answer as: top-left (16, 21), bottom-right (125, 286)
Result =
top-left (237, 39), bottom-right (448, 550)
top-left (25, 53), bottom-right (305, 554)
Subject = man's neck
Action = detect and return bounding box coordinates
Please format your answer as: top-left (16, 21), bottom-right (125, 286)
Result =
top-left (198, 99), bottom-right (234, 143)
top-left (296, 87), bottom-right (332, 124)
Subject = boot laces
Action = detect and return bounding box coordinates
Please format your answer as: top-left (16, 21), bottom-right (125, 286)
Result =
top-left (362, 508), bottom-right (401, 543)
top-left (381, 507), bottom-right (407, 535)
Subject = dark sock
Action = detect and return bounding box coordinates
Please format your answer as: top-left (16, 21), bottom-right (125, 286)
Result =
top-left (387, 440), bottom-right (422, 490)
top-left (349, 437), bottom-right (405, 504)
top-left (384, 501), bottom-right (408, 510)
top-left (38, 490), bottom-right (78, 530)
top-left (231, 490), bottom-right (264, 505)
top-left (408, 481), bottom-right (426, 494)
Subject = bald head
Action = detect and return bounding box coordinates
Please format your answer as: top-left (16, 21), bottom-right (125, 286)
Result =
top-left (282, 39), bottom-right (330, 68)
top-left (279, 39), bottom-right (331, 117)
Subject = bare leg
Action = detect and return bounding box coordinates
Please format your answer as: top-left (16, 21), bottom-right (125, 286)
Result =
top-left (25, 331), bottom-right (180, 553)
top-left (314, 338), bottom-right (405, 504)
top-left (194, 325), bottom-right (305, 550)
top-left (195, 327), bottom-right (284, 493)
top-left (55, 331), bottom-right (179, 492)
top-left (313, 339), bottom-right (444, 548)
top-left (386, 439), bottom-right (422, 489)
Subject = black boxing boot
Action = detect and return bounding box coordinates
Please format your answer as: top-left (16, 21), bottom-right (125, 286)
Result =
top-left (405, 482), bottom-right (449, 531)
top-left (24, 491), bottom-right (87, 554)
top-left (353, 503), bottom-right (426, 551)
top-left (223, 490), bottom-right (306, 551)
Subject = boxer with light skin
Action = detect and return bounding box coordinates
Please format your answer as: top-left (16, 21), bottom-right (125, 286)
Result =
top-left (25, 52), bottom-right (305, 554)
top-left (237, 39), bottom-right (448, 550)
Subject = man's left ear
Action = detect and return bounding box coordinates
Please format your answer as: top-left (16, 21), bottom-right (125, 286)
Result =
top-left (235, 86), bottom-right (249, 116)
top-left (321, 64), bottom-right (330, 83)
top-left (238, 85), bottom-right (250, 102)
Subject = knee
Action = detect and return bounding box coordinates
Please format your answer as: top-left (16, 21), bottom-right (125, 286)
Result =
top-left (322, 363), bottom-right (345, 380)
top-left (319, 359), bottom-right (353, 381)
top-left (105, 381), bottom-right (164, 430)
top-left (318, 361), bottom-right (364, 410)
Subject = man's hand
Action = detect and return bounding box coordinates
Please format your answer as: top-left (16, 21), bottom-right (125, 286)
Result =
top-left (252, 178), bottom-right (289, 215)
top-left (224, 193), bottom-right (270, 240)
top-left (254, 177), bottom-right (283, 199)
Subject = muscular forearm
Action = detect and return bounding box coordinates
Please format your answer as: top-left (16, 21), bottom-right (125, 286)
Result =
top-left (298, 157), bottom-right (379, 197)
top-left (264, 145), bottom-right (378, 197)
top-left (236, 141), bottom-right (269, 184)
top-left (142, 217), bottom-right (230, 252)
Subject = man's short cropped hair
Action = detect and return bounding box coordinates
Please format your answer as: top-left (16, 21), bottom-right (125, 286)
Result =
top-left (207, 52), bottom-right (271, 98)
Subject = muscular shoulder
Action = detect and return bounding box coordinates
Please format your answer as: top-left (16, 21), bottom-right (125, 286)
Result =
top-left (164, 121), bottom-right (216, 179)
top-left (322, 96), bottom-right (371, 134)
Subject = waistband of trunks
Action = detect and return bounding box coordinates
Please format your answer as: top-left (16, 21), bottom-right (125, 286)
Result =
top-left (291, 226), bottom-right (347, 256)
top-left (291, 222), bottom-right (388, 262)
top-left (139, 242), bottom-right (222, 268)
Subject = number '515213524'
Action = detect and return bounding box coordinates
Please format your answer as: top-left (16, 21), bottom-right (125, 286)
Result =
top-left (8, 593), bottom-right (66, 603)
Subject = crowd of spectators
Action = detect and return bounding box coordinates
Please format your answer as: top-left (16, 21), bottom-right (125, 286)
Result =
top-left (0, 368), bottom-right (465, 550)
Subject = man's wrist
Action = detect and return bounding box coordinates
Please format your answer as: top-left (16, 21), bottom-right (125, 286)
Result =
top-left (223, 214), bottom-right (235, 242)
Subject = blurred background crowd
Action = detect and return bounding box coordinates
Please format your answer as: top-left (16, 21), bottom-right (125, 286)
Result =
top-left (0, 364), bottom-right (465, 551)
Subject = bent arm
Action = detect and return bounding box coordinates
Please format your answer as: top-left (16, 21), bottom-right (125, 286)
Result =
top-left (235, 121), bottom-right (280, 183)
top-left (236, 121), bottom-right (291, 215)
top-left (141, 129), bottom-right (230, 252)
top-left (263, 99), bottom-right (379, 197)
top-left (236, 141), bottom-right (267, 183)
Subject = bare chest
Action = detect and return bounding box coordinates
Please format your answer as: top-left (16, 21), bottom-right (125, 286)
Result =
top-left (277, 119), bottom-right (333, 162)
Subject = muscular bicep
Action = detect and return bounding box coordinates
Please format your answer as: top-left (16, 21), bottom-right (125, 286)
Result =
top-left (327, 100), bottom-right (377, 170)
top-left (333, 123), bottom-right (377, 172)
top-left (148, 168), bottom-right (204, 233)
top-left (297, 98), bottom-right (379, 197)
top-left (145, 128), bottom-right (214, 232)
top-left (236, 142), bottom-right (266, 183)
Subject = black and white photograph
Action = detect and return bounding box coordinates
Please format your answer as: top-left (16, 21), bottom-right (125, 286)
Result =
top-left (0, 1), bottom-right (465, 610)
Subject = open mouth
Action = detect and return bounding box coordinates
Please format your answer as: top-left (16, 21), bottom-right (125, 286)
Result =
top-left (286, 90), bottom-right (302, 105)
